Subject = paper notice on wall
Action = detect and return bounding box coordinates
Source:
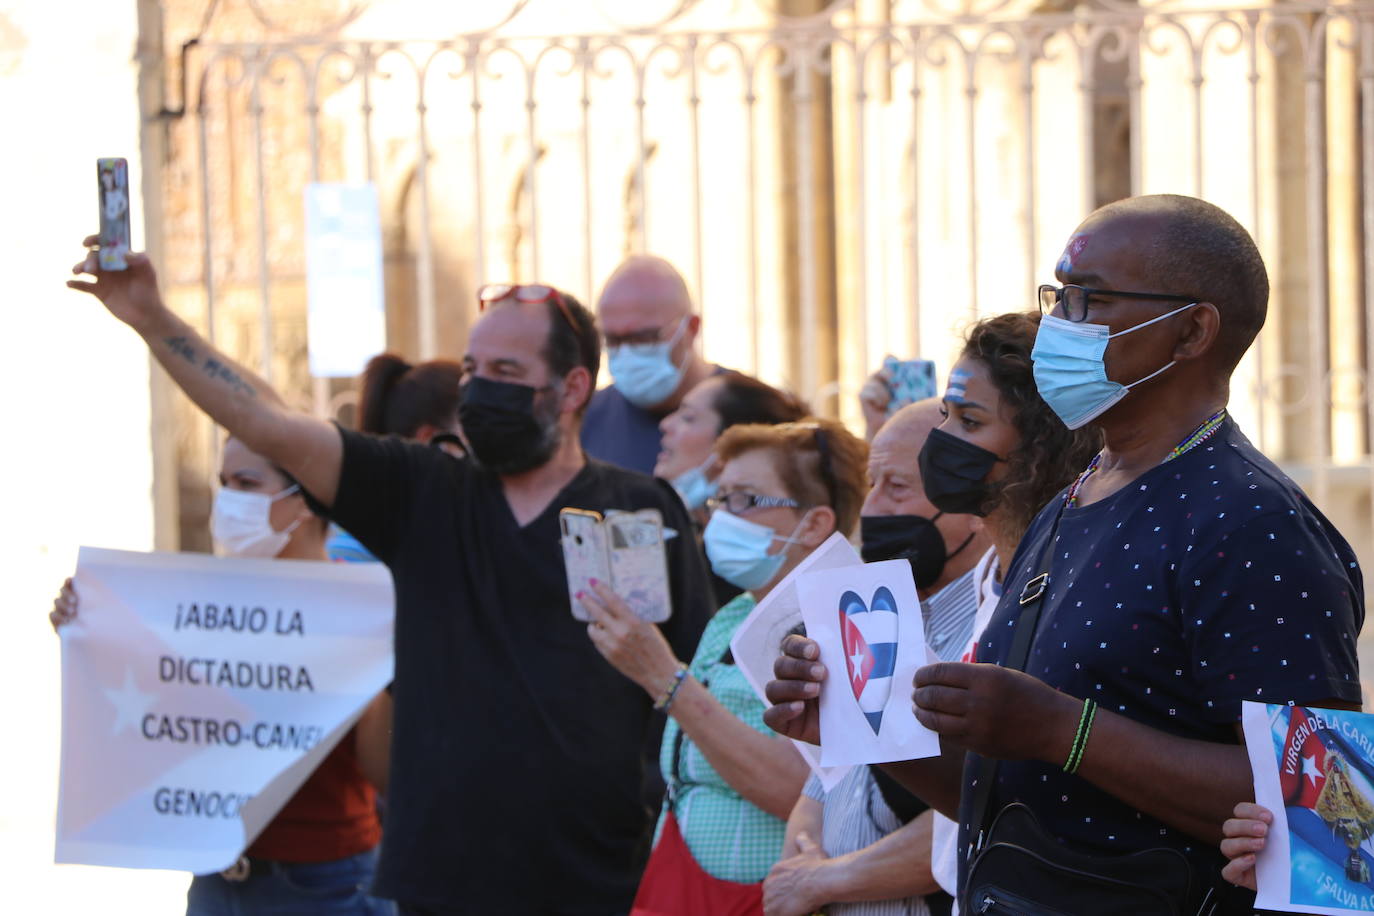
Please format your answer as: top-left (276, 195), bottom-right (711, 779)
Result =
top-left (55, 547), bottom-right (393, 874)
top-left (305, 182), bottom-right (386, 378)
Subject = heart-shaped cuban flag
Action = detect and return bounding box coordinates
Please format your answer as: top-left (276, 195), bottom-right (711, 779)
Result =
top-left (838, 587), bottom-right (899, 735)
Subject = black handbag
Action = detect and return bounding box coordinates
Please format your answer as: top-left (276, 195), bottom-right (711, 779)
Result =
top-left (961, 509), bottom-right (1215, 916)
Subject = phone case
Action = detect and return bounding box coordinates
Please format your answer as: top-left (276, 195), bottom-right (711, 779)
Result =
top-left (560, 508), bottom-right (672, 623)
top-left (606, 510), bottom-right (671, 623)
top-left (561, 509), bottom-right (610, 621)
top-left (97, 158), bottom-right (131, 271)
top-left (882, 356), bottom-right (937, 414)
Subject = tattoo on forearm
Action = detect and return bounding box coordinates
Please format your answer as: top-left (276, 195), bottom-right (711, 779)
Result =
top-left (204, 357), bottom-right (257, 398)
top-left (165, 335), bottom-right (197, 363)
top-left (162, 336), bottom-right (257, 399)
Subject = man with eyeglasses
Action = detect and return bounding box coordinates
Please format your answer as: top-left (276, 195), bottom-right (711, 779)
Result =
top-left (763, 195), bottom-right (1363, 915)
top-left (582, 255), bottom-right (723, 474)
top-left (66, 250), bottom-right (713, 915)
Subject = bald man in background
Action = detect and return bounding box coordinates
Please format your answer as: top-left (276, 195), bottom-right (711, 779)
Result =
top-left (764, 400), bottom-right (989, 916)
top-left (582, 255), bottom-right (721, 473)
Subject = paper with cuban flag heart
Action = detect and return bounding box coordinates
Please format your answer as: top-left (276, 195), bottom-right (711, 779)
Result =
top-left (800, 559), bottom-right (941, 767)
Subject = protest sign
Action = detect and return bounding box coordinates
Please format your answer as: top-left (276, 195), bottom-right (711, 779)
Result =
top-left (730, 532), bottom-right (859, 790)
top-left (1244, 701), bottom-right (1374, 914)
top-left (800, 559), bottom-right (940, 767)
top-left (56, 547), bottom-right (394, 874)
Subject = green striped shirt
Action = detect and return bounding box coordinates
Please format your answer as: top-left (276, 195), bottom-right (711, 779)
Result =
top-left (657, 593), bottom-right (787, 883)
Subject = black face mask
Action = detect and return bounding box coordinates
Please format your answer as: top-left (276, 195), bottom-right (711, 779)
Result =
top-left (918, 427), bottom-right (1003, 516)
top-left (861, 513), bottom-right (975, 591)
top-left (457, 376), bottom-right (560, 475)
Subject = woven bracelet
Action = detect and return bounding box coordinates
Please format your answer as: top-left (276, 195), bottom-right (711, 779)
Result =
top-left (1063, 698), bottom-right (1097, 774)
top-left (654, 666), bottom-right (689, 712)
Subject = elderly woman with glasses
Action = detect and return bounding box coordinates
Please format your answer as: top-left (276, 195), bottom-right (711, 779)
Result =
top-left (579, 418), bottom-right (869, 916)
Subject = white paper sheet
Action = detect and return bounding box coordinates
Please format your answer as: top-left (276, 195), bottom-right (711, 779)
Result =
top-left (729, 532), bottom-right (860, 790)
top-left (800, 559), bottom-right (941, 767)
top-left (1243, 700), bottom-right (1374, 913)
top-left (56, 547), bottom-right (394, 873)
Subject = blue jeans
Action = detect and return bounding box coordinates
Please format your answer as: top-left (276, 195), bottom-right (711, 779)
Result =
top-left (186, 847), bottom-right (396, 915)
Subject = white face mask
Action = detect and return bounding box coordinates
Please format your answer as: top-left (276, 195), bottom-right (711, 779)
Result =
top-left (211, 484), bottom-right (302, 558)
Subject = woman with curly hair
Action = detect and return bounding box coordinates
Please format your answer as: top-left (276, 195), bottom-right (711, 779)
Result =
top-left (921, 310), bottom-right (1103, 591)
top-left (919, 310), bottom-right (1102, 906)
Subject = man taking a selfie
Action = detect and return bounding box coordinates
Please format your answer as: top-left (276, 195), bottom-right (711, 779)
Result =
top-left (67, 246), bottom-right (712, 915)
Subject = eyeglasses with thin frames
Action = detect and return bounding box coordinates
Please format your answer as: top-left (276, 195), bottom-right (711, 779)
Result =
top-left (706, 492), bottom-right (803, 515)
top-left (1038, 284), bottom-right (1196, 323)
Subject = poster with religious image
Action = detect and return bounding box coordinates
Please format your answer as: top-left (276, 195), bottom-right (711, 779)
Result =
top-left (56, 547), bottom-right (393, 873)
top-left (1244, 701), bottom-right (1374, 913)
top-left (730, 531), bottom-right (859, 790)
top-left (799, 559), bottom-right (941, 767)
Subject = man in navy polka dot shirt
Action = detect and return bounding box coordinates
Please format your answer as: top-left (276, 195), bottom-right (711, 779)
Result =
top-left (765, 194), bottom-right (1363, 915)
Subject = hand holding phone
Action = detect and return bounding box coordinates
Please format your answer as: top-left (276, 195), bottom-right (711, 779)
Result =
top-left (881, 356), bottom-right (937, 415)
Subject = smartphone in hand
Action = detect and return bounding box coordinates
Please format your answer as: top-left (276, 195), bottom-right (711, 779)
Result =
top-left (97, 157), bottom-right (131, 270)
top-left (561, 507), bottom-right (672, 623)
top-left (882, 356), bottom-right (937, 415)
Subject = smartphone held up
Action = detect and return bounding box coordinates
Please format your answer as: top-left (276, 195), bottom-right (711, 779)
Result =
top-left (97, 157), bottom-right (131, 271)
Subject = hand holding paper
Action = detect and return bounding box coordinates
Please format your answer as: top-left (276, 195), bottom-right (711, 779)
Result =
top-left (762, 635), bottom-right (827, 747)
top-left (912, 662), bottom-right (1080, 763)
top-left (1221, 801), bottom-right (1273, 891)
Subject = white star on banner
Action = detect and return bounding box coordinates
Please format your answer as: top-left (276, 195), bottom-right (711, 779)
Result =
top-left (850, 648), bottom-right (865, 680)
top-left (1302, 751), bottom-right (1324, 790)
top-left (103, 666), bottom-right (155, 737)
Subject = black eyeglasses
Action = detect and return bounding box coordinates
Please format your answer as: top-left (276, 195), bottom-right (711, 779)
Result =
top-left (706, 492), bottom-right (803, 515)
top-left (1038, 284), bottom-right (1196, 323)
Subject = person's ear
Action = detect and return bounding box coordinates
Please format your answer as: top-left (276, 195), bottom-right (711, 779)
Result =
top-left (1174, 301), bottom-right (1220, 362)
top-left (413, 423), bottom-right (439, 444)
top-left (283, 493), bottom-right (315, 532)
top-left (561, 366), bottom-right (594, 416)
top-left (683, 314), bottom-right (702, 350)
top-left (798, 505), bottom-right (837, 548)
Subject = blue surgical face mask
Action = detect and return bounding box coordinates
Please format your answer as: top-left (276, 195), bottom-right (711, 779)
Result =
top-left (1031, 302), bottom-right (1198, 430)
top-left (608, 318), bottom-right (688, 408)
top-left (671, 459), bottom-right (717, 511)
top-left (702, 508), bottom-right (806, 591)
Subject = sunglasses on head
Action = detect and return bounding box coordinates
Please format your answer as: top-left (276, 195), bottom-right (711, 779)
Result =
top-left (477, 284), bottom-right (579, 334)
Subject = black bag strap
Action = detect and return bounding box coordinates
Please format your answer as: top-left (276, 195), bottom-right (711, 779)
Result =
top-left (966, 505), bottom-right (1064, 858)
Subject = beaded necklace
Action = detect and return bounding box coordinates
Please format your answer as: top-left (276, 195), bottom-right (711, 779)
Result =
top-left (1063, 407), bottom-right (1227, 508)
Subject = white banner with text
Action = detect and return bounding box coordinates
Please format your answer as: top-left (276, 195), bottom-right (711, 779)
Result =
top-left (55, 547), bottom-right (394, 873)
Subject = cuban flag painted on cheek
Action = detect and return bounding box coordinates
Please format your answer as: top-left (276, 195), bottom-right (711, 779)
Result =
top-left (839, 587), bottom-right (899, 734)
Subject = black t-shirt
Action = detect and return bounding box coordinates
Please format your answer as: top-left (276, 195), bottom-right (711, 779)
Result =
top-left (311, 428), bottom-right (712, 913)
top-left (958, 418), bottom-right (1363, 913)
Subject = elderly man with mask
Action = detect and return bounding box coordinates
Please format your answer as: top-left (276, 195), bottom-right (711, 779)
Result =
top-left (582, 255), bottom-right (721, 473)
top-left (763, 399), bottom-right (989, 916)
top-left (66, 253), bottom-right (713, 916)
top-left (764, 195), bottom-right (1363, 916)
